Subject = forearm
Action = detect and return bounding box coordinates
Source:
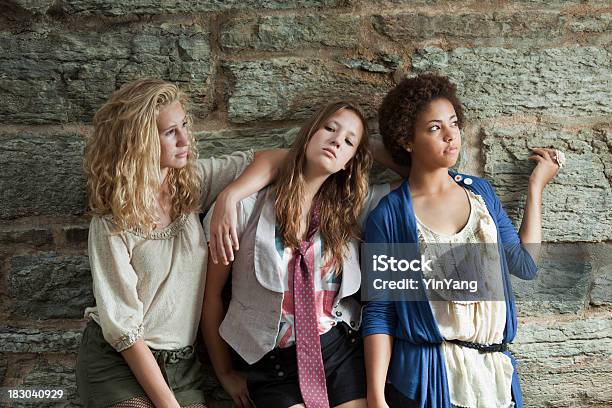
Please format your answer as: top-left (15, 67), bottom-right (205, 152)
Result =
top-left (518, 182), bottom-right (543, 262)
top-left (121, 340), bottom-right (179, 408)
top-left (219, 149), bottom-right (288, 203)
top-left (202, 293), bottom-right (234, 376)
top-left (370, 138), bottom-right (409, 178)
top-left (364, 334), bottom-right (393, 404)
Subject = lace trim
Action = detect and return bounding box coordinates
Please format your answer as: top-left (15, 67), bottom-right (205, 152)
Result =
top-left (105, 213), bottom-right (190, 240)
top-left (113, 323), bottom-right (144, 352)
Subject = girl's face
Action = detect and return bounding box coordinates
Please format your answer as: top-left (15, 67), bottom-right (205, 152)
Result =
top-left (407, 98), bottom-right (461, 170)
top-left (304, 108), bottom-right (363, 177)
top-left (157, 101), bottom-right (190, 170)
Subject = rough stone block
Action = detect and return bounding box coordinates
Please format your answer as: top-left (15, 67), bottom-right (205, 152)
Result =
top-left (17, 356), bottom-right (80, 408)
top-left (62, 225), bottom-right (89, 245)
top-left (591, 263), bottom-right (612, 307)
top-left (0, 130), bottom-right (86, 219)
top-left (412, 47), bottom-right (611, 119)
top-left (512, 316), bottom-right (612, 407)
top-left (373, 11), bottom-right (568, 48)
top-left (356, 0), bottom-right (589, 7)
top-left (3, 0), bottom-right (54, 15)
top-left (221, 14), bottom-right (359, 52)
top-left (196, 127), bottom-right (298, 157)
top-left (512, 243), bottom-right (592, 316)
top-left (340, 52), bottom-right (403, 73)
top-left (481, 125), bottom-right (611, 242)
top-left (225, 57), bottom-right (391, 123)
top-left (0, 22), bottom-right (212, 123)
top-left (0, 328), bottom-right (82, 354)
top-left (569, 14), bottom-right (612, 34)
top-left (0, 353), bottom-right (6, 383)
top-left (8, 252), bottom-right (93, 319)
top-left (59, 0), bottom-right (345, 15)
top-left (0, 225), bottom-right (54, 247)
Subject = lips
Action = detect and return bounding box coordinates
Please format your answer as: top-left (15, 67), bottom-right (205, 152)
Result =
top-left (322, 147), bottom-right (337, 159)
top-left (175, 151), bottom-right (189, 158)
top-left (444, 146), bottom-right (459, 154)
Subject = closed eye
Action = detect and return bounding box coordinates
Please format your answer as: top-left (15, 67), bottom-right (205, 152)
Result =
top-left (345, 138), bottom-right (354, 147)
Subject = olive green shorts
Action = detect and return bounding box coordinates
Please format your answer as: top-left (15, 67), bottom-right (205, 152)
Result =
top-left (76, 320), bottom-right (207, 408)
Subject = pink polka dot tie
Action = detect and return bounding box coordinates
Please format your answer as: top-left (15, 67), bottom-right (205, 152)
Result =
top-left (291, 199), bottom-right (330, 408)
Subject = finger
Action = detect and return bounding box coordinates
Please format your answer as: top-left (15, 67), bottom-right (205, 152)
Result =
top-left (528, 155), bottom-right (544, 163)
top-left (216, 230), bottom-right (227, 265)
top-left (247, 393), bottom-right (256, 408)
top-left (219, 233), bottom-right (229, 265)
top-left (532, 148), bottom-right (553, 160)
top-left (222, 232), bottom-right (234, 263)
top-left (238, 394), bottom-right (250, 408)
top-left (209, 236), bottom-right (218, 264)
top-left (232, 396), bottom-right (245, 408)
top-left (230, 226), bottom-right (239, 251)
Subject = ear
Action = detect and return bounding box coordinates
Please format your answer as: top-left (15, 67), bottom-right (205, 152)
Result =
top-left (399, 139), bottom-right (412, 153)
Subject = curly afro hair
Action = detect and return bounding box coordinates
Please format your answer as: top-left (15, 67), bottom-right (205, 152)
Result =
top-left (378, 73), bottom-right (465, 167)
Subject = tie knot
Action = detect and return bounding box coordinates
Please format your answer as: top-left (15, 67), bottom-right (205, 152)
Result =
top-left (298, 241), bottom-right (311, 255)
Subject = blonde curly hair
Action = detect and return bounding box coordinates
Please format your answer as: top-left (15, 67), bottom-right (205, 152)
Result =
top-left (84, 78), bottom-right (201, 233)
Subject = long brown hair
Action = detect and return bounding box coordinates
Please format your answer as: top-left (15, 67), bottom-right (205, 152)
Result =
top-left (84, 78), bottom-right (201, 233)
top-left (274, 102), bottom-right (373, 275)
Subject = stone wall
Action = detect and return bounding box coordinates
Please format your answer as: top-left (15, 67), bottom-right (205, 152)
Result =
top-left (1, 0), bottom-right (610, 407)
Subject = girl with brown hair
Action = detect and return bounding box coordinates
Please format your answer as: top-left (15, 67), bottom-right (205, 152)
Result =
top-left (202, 101), bottom-right (401, 408)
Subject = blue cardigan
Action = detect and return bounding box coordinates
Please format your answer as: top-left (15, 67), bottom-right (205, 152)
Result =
top-left (361, 172), bottom-right (538, 408)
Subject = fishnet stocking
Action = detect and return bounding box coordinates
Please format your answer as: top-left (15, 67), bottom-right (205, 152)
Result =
top-left (109, 396), bottom-right (206, 408)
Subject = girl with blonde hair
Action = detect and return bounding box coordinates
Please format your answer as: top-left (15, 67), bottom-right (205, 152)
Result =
top-left (202, 101), bottom-right (402, 408)
top-left (76, 78), bottom-right (287, 408)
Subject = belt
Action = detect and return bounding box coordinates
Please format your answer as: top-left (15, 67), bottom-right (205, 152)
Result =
top-left (151, 345), bottom-right (195, 364)
top-left (445, 339), bottom-right (508, 353)
top-left (150, 345), bottom-right (196, 384)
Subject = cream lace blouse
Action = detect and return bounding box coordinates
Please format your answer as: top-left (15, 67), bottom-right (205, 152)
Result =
top-left (416, 188), bottom-right (514, 408)
top-left (84, 151), bottom-right (253, 352)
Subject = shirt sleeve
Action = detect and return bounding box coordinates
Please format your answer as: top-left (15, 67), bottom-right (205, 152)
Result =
top-left (203, 192), bottom-right (259, 243)
top-left (358, 183), bottom-right (391, 230)
top-left (361, 203), bottom-right (398, 337)
top-left (485, 180), bottom-right (538, 280)
top-left (198, 150), bottom-right (255, 213)
top-left (88, 217), bottom-right (144, 352)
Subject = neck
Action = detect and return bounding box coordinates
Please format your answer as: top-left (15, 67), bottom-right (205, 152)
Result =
top-left (302, 166), bottom-right (329, 211)
top-left (158, 168), bottom-right (171, 203)
top-left (160, 167), bottom-right (169, 187)
top-left (408, 165), bottom-right (452, 195)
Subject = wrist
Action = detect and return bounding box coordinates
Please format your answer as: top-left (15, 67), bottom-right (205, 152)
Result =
top-left (367, 390), bottom-right (386, 405)
top-left (527, 178), bottom-right (544, 194)
top-left (218, 188), bottom-right (239, 205)
top-left (156, 394), bottom-right (180, 408)
top-left (217, 367), bottom-right (234, 377)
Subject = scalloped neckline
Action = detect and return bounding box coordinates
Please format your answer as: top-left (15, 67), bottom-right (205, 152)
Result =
top-left (106, 213), bottom-right (190, 240)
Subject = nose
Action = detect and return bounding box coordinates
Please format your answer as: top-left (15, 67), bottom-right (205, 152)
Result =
top-left (330, 134), bottom-right (342, 149)
top-left (176, 126), bottom-right (190, 147)
top-left (442, 126), bottom-right (455, 143)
